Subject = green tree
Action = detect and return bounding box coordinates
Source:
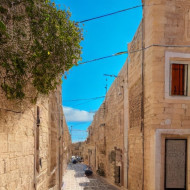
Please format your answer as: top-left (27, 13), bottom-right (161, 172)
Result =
top-left (0, 0), bottom-right (83, 101)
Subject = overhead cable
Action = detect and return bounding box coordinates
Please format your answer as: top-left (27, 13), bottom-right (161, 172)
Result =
top-left (79, 44), bottom-right (190, 65)
top-left (76, 3), bottom-right (162, 23)
top-left (77, 5), bottom-right (142, 23)
top-left (72, 98), bottom-right (101, 107)
top-left (80, 51), bottom-right (128, 65)
top-left (63, 96), bottom-right (105, 102)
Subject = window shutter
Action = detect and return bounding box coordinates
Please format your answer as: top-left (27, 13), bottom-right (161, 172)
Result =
top-left (171, 64), bottom-right (185, 95)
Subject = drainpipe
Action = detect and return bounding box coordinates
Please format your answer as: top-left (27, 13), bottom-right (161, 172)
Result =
top-left (95, 143), bottom-right (96, 170)
top-left (141, 2), bottom-right (145, 190)
top-left (58, 91), bottom-right (62, 190)
top-left (34, 121), bottom-right (36, 190)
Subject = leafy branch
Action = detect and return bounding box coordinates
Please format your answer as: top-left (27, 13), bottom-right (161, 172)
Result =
top-left (0, 0), bottom-right (83, 101)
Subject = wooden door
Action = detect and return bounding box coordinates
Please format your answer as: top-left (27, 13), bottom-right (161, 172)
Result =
top-left (165, 139), bottom-right (187, 190)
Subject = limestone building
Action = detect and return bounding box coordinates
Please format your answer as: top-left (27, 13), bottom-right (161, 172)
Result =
top-left (84, 59), bottom-right (127, 188)
top-left (71, 142), bottom-right (85, 158)
top-left (0, 86), bottom-right (71, 190)
top-left (84, 0), bottom-right (190, 189)
top-left (62, 114), bottom-right (72, 174)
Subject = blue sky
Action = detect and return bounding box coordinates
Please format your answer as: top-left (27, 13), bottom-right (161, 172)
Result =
top-left (54, 0), bottom-right (142, 142)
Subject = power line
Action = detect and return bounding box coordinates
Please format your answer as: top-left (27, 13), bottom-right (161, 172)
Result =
top-left (77, 5), bottom-right (142, 23)
top-left (72, 130), bottom-right (88, 132)
top-left (72, 100), bottom-right (97, 107)
top-left (69, 122), bottom-right (91, 126)
top-left (64, 94), bottom-right (123, 111)
top-left (104, 74), bottom-right (118, 78)
top-left (79, 44), bottom-right (190, 65)
top-left (80, 51), bottom-right (127, 64)
top-left (71, 97), bottom-right (104, 107)
top-left (76, 3), bottom-right (162, 24)
top-left (63, 96), bottom-right (105, 102)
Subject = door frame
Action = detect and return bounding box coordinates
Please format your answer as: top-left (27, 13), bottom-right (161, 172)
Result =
top-left (154, 129), bottom-right (190, 190)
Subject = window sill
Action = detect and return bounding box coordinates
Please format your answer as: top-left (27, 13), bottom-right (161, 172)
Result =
top-left (165, 92), bottom-right (190, 100)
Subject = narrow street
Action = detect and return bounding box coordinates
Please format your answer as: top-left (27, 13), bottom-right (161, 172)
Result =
top-left (62, 163), bottom-right (119, 190)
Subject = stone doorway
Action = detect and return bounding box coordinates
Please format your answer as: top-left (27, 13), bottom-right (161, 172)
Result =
top-left (115, 148), bottom-right (123, 186)
top-left (165, 139), bottom-right (187, 190)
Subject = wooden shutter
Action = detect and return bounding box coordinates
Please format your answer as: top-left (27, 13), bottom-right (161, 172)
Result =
top-left (171, 64), bottom-right (185, 95)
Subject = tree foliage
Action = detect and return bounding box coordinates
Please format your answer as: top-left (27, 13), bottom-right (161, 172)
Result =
top-left (0, 0), bottom-right (83, 101)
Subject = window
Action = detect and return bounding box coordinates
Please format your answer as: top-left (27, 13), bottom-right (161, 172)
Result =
top-left (170, 64), bottom-right (188, 96)
top-left (165, 52), bottom-right (190, 100)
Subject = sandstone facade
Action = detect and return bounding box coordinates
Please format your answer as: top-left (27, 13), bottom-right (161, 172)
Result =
top-left (62, 115), bottom-right (72, 175)
top-left (0, 86), bottom-right (71, 190)
top-left (71, 142), bottom-right (85, 158)
top-left (83, 62), bottom-right (127, 187)
top-left (84, 0), bottom-right (190, 190)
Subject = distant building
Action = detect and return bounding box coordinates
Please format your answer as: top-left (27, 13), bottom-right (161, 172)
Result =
top-left (71, 142), bottom-right (85, 158)
top-left (84, 0), bottom-right (190, 189)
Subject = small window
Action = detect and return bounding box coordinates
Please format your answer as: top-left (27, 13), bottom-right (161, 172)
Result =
top-left (171, 64), bottom-right (188, 96)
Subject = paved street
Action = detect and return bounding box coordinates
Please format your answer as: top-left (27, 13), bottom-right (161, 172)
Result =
top-left (62, 163), bottom-right (119, 190)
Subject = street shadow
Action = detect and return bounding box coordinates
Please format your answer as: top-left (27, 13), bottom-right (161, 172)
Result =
top-left (79, 179), bottom-right (119, 190)
top-left (67, 163), bottom-right (87, 178)
top-left (66, 163), bottom-right (119, 190)
top-left (74, 172), bottom-right (85, 178)
top-left (79, 176), bottom-right (119, 190)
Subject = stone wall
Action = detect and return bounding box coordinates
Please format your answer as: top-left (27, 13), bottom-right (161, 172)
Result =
top-left (0, 106), bottom-right (36, 190)
top-left (127, 1), bottom-right (190, 189)
top-left (142, 0), bottom-right (190, 190)
top-left (83, 1), bottom-right (190, 190)
top-left (62, 114), bottom-right (72, 175)
top-left (0, 85), bottom-right (70, 190)
top-left (84, 62), bottom-right (127, 187)
top-left (127, 23), bottom-right (143, 190)
top-left (48, 87), bottom-right (62, 190)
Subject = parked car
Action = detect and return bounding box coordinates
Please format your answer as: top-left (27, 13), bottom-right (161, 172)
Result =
top-left (71, 156), bottom-right (77, 164)
top-left (76, 156), bottom-right (82, 162)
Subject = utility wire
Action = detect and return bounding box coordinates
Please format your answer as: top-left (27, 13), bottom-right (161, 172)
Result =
top-left (80, 51), bottom-right (127, 65)
top-left (64, 94), bottom-right (123, 110)
top-left (71, 129), bottom-right (88, 132)
top-left (72, 98), bottom-right (101, 107)
top-left (69, 122), bottom-right (91, 126)
top-left (76, 3), bottom-right (162, 24)
top-left (79, 44), bottom-right (190, 65)
top-left (63, 96), bottom-right (105, 102)
top-left (77, 5), bottom-right (142, 23)
top-left (68, 96), bottom-right (116, 107)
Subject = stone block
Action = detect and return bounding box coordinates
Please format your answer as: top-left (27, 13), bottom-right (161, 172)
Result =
top-left (10, 159), bottom-right (17, 171)
top-left (0, 161), bottom-right (4, 175)
top-left (0, 174), bottom-right (7, 187)
top-left (0, 134), bottom-right (7, 142)
top-left (0, 143), bottom-right (8, 153)
top-left (0, 187), bottom-right (7, 190)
